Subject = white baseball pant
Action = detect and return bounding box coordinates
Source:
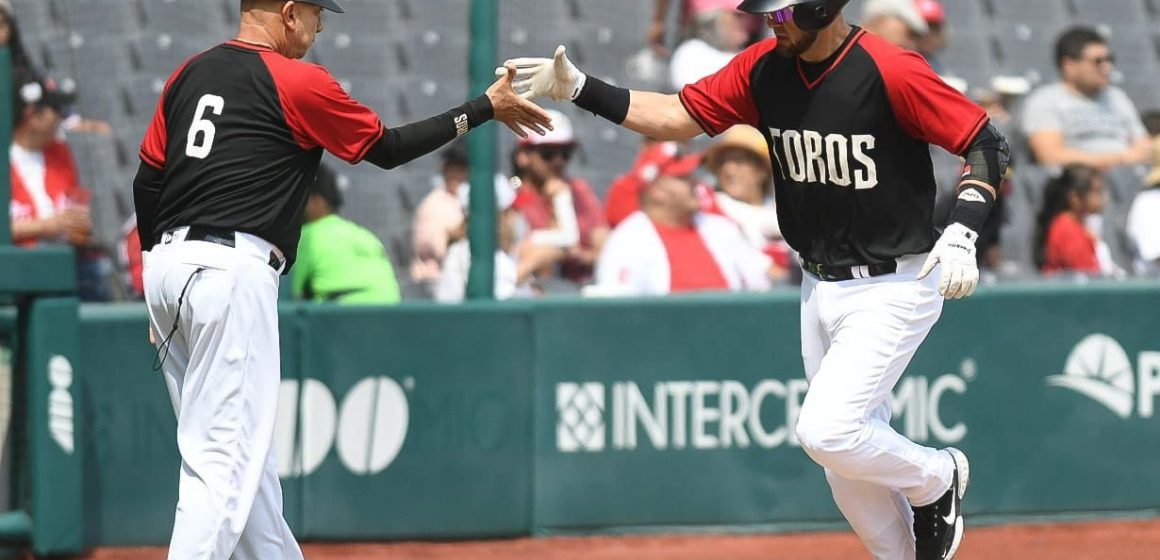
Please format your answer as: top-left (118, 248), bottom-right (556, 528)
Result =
top-left (796, 254), bottom-right (956, 560)
top-left (145, 229), bottom-right (303, 560)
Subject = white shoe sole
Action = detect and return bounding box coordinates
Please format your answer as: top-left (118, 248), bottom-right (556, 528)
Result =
top-left (944, 447), bottom-right (970, 560)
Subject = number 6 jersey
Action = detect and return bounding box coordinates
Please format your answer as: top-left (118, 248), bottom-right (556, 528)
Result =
top-left (679, 28), bottom-right (989, 268)
top-left (139, 40), bottom-right (383, 267)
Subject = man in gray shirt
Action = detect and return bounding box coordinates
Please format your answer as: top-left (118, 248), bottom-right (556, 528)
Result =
top-left (1022, 26), bottom-right (1151, 171)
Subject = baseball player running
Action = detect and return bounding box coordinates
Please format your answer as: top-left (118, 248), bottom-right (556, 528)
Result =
top-left (506, 1), bottom-right (1008, 558)
top-left (134, 1), bottom-right (550, 558)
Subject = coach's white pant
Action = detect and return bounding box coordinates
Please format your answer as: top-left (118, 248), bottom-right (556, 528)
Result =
top-left (796, 254), bottom-right (955, 560)
top-left (145, 236), bottom-right (303, 560)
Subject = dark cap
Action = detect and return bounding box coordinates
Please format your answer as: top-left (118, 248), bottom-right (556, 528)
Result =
top-left (13, 68), bottom-right (75, 118)
top-left (310, 164), bottom-right (344, 210)
top-left (295, 0), bottom-right (345, 13)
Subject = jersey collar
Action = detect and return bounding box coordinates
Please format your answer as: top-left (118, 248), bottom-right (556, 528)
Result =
top-left (796, 27), bottom-right (866, 90)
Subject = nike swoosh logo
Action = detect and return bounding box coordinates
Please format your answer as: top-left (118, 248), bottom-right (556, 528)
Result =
top-left (942, 497), bottom-right (957, 525)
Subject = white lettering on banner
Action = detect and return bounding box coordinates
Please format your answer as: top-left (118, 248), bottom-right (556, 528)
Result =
top-left (768, 128), bottom-right (879, 189)
top-left (1046, 334), bottom-right (1160, 419)
top-left (559, 375), bottom-right (966, 454)
top-left (48, 355), bottom-right (75, 454)
top-left (1137, 352), bottom-right (1160, 419)
top-left (277, 377), bottom-right (410, 478)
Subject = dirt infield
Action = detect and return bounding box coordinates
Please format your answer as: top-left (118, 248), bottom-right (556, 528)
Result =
top-left (87, 519), bottom-right (1160, 559)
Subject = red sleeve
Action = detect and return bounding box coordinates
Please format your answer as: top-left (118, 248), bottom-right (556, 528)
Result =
top-left (139, 58), bottom-right (197, 169)
top-left (860, 34), bottom-right (988, 155)
top-left (678, 39), bottom-right (778, 137)
top-left (261, 53), bottom-right (384, 163)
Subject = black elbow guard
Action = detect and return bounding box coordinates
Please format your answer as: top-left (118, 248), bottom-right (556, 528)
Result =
top-left (962, 122), bottom-right (1010, 191)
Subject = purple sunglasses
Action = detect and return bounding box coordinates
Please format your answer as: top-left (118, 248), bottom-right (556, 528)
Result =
top-left (768, 6), bottom-right (794, 24)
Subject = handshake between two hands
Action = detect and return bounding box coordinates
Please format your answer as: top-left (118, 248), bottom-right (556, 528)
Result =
top-left (488, 45), bottom-right (584, 138)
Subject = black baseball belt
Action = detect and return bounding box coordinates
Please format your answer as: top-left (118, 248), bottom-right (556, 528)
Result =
top-left (159, 226), bottom-right (286, 271)
top-left (801, 258), bottom-right (897, 282)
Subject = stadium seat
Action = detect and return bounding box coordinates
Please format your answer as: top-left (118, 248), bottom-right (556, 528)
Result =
top-left (939, 30), bottom-right (998, 91)
top-left (399, 0), bottom-right (469, 33)
top-left (57, 0), bottom-right (138, 37)
top-left (399, 29), bottom-right (469, 81)
top-left (66, 131), bottom-right (132, 249)
top-left (989, 0), bottom-right (1071, 26)
top-left (318, 0), bottom-right (399, 35)
top-left (131, 33), bottom-right (209, 74)
top-left (499, 0), bottom-right (574, 62)
top-left (993, 22), bottom-right (1070, 86)
top-left (940, 0), bottom-right (986, 27)
top-left (123, 75), bottom-right (166, 118)
top-left (140, 0), bottom-right (229, 37)
top-left (313, 33), bottom-right (400, 81)
top-left (1073, 0), bottom-right (1150, 26)
top-left (398, 75), bottom-right (468, 121)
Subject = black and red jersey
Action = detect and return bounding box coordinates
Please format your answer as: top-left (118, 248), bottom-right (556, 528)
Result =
top-left (139, 40), bottom-right (383, 265)
top-left (680, 28), bottom-right (988, 267)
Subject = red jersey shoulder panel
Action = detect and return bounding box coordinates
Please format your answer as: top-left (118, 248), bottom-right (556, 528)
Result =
top-left (139, 54), bottom-right (201, 169)
top-left (258, 51), bottom-right (384, 163)
top-left (678, 38), bottom-right (778, 137)
top-left (857, 32), bottom-right (987, 155)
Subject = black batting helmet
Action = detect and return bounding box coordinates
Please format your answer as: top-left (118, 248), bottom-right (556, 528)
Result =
top-left (737, 0), bottom-right (849, 31)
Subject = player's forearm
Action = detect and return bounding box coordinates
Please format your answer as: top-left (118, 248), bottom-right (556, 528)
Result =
top-left (362, 95), bottom-right (493, 170)
top-left (571, 74), bottom-right (701, 141)
top-left (12, 219), bottom-right (51, 242)
top-left (623, 91), bottom-right (704, 141)
top-left (133, 161), bottom-right (165, 251)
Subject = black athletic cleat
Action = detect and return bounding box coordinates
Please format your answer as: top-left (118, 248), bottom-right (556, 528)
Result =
top-left (913, 447), bottom-right (970, 560)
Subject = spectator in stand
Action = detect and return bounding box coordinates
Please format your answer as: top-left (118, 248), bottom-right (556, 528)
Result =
top-left (861, 0), bottom-right (928, 52)
top-left (7, 70), bottom-right (113, 301)
top-left (1036, 165), bottom-right (1111, 276)
top-left (913, 0), bottom-right (946, 74)
top-left (604, 137), bottom-right (717, 228)
top-left (702, 126), bottom-right (790, 280)
top-left (593, 173), bottom-right (772, 297)
top-left (0, 1), bottom-right (111, 134)
top-left (648, 0), bottom-right (761, 57)
top-left (511, 110), bottom-right (608, 286)
top-left (411, 146), bottom-right (469, 284)
top-left (1022, 27), bottom-right (1151, 172)
top-left (669, 9), bottom-right (750, 89)
top-left (1127, 138), bottom-right (1160, 276)
top-left (293, 165), bottom-right (400, 305)
top-left (434, 177), bottom-right (550, 302)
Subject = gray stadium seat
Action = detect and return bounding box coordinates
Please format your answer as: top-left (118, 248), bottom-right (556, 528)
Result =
top-left (940, 0), bottom-right (986, 27)
top-left (1073, 0), bottom-right (1150, 26)
top-left (321, 0), bottom-right (399, 34)
top-left (140, 0), bottom-right (229, 37)
top-left (399, 29), bottom-right (469, 81)
top-left (57, 0), bottom-right (138, 37)
top-left (398, 76), bottom-right (468, 121)
top-left (938, 30), bottom-right (997, 91)
top-left (993, 22), bottom-right (1070, 86)
top-left (1120, 75), bottom-right (1160, 111)
top-left (989, 0), bottom-right (1071, 26)
top-left (574, 117), bottom-right (643, 198)
top-left (399, 0), bottom-right (469, 33)
top-left (1103, 26), bottom-right (1159, 70)
top-left (123, 75), bottom-right (166, 118)
top-left (132, 34), bottom-right (208, 74)
top-left (312, 33), bottom-right (400, 81)
top-left (499, 0), bottom-right (574, 61)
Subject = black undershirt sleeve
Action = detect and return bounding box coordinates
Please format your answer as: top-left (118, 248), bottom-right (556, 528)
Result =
top-left (949, 122), bottom-right (1010, 233)
top-left (133, 161), bottom-right (165, 251)
top-left (362, 95), bottom-right (494, 170)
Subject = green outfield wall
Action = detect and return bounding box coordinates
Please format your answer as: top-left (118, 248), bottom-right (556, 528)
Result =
top-left (76, 284), bottom-right (1160, 546)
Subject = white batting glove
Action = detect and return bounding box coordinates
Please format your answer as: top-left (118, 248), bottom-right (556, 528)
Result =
top-left (917, 223), bottom-right (979, 300)
top-left (496, 45), bottom-right (586, 102)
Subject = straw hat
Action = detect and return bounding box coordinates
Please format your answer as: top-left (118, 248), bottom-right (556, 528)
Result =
top-left (703, 126), bottom-right (771, 173)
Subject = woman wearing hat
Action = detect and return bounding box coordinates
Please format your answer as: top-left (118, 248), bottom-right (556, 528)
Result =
top-left (704, 125), bottom-right (790, 278)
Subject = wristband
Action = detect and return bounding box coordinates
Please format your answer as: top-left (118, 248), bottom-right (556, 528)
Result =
top-left (573, 74), bottom-right (630, 125)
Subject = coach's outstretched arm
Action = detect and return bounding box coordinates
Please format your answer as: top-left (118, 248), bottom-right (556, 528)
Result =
top-left (362, 66), bottom-right (553, 170)
top-left (503, 46), bottom-right (703, 141)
